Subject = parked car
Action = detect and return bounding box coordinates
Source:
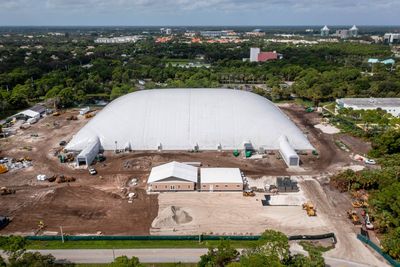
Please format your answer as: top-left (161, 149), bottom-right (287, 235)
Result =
top-left (88, 167), bottom-right (97, 175)
top-left (0, 216), bottom-right (10, 230)
top-left (364, 159), bottom-right (376, 165)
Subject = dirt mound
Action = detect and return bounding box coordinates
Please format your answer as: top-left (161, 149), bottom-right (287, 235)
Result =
top-left (152, 206), bottom-right (193, 228)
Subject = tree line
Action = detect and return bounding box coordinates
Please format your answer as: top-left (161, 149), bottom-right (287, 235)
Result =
top-left (0, 38), bottom-right (398, 113)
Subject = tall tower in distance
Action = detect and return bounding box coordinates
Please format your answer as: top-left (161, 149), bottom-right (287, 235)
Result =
top-left (321, 25), bottom-right (330, 37)
top-left (349, 25), bottom-right (358, 37)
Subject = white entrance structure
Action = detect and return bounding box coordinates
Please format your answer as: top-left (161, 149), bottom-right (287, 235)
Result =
top-left (279, 136), bottom-right (299, 167)
top-left (76, 137), bottom-right (100, 166)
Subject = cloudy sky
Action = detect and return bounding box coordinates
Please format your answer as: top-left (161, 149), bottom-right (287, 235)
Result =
top-left (0, 0), bottom-right (399, 26)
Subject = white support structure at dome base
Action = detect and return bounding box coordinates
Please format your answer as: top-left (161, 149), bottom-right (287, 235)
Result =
top-left (76, 137), bottom-right (100, 166)
top-left (66, 89), bottom-right (313, 154)
top-left (279, 135), bottom-right (299, 167)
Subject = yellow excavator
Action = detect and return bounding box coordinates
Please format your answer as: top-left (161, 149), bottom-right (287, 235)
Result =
top-left (302, 202), bottom-right (317, 216)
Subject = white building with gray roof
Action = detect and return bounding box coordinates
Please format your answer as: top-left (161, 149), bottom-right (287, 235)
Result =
top-left (336, 98), bottom-right (400, 117)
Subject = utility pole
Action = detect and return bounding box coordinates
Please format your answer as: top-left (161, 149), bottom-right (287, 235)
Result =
top-left (60, 226), bottom-right (64, 243)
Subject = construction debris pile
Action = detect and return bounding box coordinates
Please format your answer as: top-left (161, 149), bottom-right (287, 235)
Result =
top-left (1, 187), bottom-right (16, 195)
top-left (37, 174), bottom-right (76, 183)
top-left (0, 157), bottom-right (32, 173)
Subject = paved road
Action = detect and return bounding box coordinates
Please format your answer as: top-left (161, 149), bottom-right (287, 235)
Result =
top-left (0, 249), bottom-right (374, 266)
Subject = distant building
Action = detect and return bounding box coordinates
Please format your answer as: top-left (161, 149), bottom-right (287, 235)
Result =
top-left (336, 98), bottom-right (400, 117)
top-left (184, 31), bottom-right (196, 37)
top-left (249, 48), bottom-right (282, 62)
top-left (245, 29), bottom-right (266, 37)
top-left (160, 28), bottom-right (172, 35)
top-left (258, 52), bottom-right (281, 62)
top-left (384, 33), bottom-right (400, 44)
top-left (200, 30), bottom-right (236, 38)
top-left (368, 58), bottom-right (395, 65)
top-left (321, 25), bottom-right (330, 37)
top-left (250, 47), bottom-right (260, 62)
top-left (336, 29), bottom-right (350, 39)
top-left (335, 25), bottom-right (358, 39)
top-left (94, 36), bottom-right (142, 44)
top-left (349, 25), bottom-right (358, 37)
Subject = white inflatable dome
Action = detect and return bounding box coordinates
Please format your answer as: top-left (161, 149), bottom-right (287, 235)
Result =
top-left (66, 88), bottom-right (313, 151)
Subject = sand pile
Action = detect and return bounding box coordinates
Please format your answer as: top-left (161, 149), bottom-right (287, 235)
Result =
top-left (152, 206), bottom-right (193, 228)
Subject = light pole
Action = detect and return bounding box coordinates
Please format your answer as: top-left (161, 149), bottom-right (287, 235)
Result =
top-left (60, 226), bottom-right (64, 243)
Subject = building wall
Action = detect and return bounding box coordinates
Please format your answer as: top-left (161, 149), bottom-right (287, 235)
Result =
top-left (250, 48), bottom-right (261, 62)
top-left (149, 182), bottom-right (195, 191)
top-left (200, 183), bottom-right (243, 191)
top-left (341, 103), bottom-right (400, 117)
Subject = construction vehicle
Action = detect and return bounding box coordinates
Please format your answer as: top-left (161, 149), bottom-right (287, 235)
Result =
top-left (347, 210), bottom-right (361, 225)
top-left (0, 216), bottom-right (10, 230)
top-left (66, 115), bottom-right (78, 121)
top-left (305, 107), bottom-right (314, 113)
top-left (352, 200), bottom-right (369, 208)
top-left (243, 189), bottom-right (255, 197)
top-left (302, 202), bottom-right (317, 216)
top-left (351, 190), bottom-right (369, 201)
top-left (56, 175), bottom-right (76, 183)
top-left (0, 164), bottom-right (8, 174)
top-left (1, 187), bottom-right (16, 195)
top-left (34, 220), bottom-right (46, 235)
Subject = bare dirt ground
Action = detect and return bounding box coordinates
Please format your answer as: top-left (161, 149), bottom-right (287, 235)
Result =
top-left (300, 178), bottom-right (387, 266)
top-left (0, 110), bottom-right (158, 235)
top-left (279, 104), bottom-right (353, 173)
top-left (151, 191), bottom-right (330, 236)
top-left (338, 134), bottom-right (372, 155)
top-left (0, 103), bottom-right (387, 265)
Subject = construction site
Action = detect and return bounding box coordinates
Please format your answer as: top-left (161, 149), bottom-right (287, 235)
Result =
top-left (0, 89), bottom-right (385, 266)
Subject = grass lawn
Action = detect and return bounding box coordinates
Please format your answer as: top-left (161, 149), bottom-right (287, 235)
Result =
top-left (27, 239), bottom-right (256, 250)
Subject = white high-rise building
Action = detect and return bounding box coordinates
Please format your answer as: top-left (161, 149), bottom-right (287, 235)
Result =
top-left (349, 25), bottom-right (358, 37)
top-left (321, 25), bottom-right (330, 37)
top-left (384, 33), bottom-right (400, 44)
top-left (250, 47), bottom-right (260, 62)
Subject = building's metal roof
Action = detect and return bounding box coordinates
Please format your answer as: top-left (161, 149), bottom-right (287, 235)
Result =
top-left (321, 25), bottom-right (329, 31)
top-left (200, 168), bottom-right (242, 184)
top-left (279, 135), bottom-right (298, 158)
top-left (18, 110), bottom-right (40, 118)
top-left (66, 88), bottom-right (313, 151)
top-left (30, 105), bottom-right (46, 114)
top-left (337, 98), bottom-right (400, 108)
top-left (148, 161), bottom-right (198, 183)
top-left (350, 25), bottom-right (358, 31)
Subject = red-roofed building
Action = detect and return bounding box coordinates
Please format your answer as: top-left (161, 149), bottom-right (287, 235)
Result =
top-left (258, 52), bottom-right (279, 62)
top-left (249, 48), bottom-right (283, 62)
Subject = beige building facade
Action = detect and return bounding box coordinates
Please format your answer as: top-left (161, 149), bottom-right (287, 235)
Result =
top-left (147, 161), bottom-right (198, 192)
top-left (200, 168), bottom-right (243, 192)
top-left (150, 181), bottom-right (195, 191)
top-left (201, 182), bottom-right (243, 192)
